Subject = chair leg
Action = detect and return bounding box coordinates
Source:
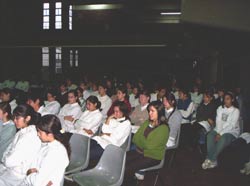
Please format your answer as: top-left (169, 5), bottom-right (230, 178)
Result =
top-left (168, 150), bottom-right (176, 168)
top-left (153, 172), bottom-right (159, 186)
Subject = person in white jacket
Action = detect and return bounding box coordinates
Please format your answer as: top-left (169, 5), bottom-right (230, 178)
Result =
top-left (19, 115), bottom-right (69, 186)
top-left (42, 89), bottom-right (61, 115)
top-left (91, 101), bottom-right (131, 161)
top-left (0, 104), bottom-right (41, 186)
top-left (70, 96), bottom-right (103, 137)
top-left (202, 92), bottom-right (240, 169)
top-left (97, 83), bottom-right (112, 119)
top-left (58, 90), bottom-right (82, 132)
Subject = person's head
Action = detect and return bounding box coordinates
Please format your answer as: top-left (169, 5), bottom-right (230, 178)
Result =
top-left (0, 88), bottom-right (14, 102)
top-left (0, 102), bottom-right (12, 122)
top-left (27, 90), bottom-right (44, 111)
top-left (46, 89), bottom-right (57, 102)
top-left (178, 88), bottom-right (190, 100)
top-left (158, 87), bottom-right (167, 99)
top-left (67, 90), bottom-right (78, 104)
top-left (132, 86), bottom-right (139, 96)
top-left (98, 83), bottom-right (107, 97)
top-left (79, 81), bottom-right (88, 91)
top-left (223, 91), bottom-right (237, 108)
top-left (147, 101), bottom-right (166, 126)
top-left (59, 83), bottom-right (67, 93)
top-left (203, 91), bottom-right (214, 104)
top-left (106, 79), bottom-right (112, 88)
top-left (162, 93), bottom-right (176, 109)
top-left (36, 115), bottom-right (70, 157)
top-left (139, 90), bottom-right (150, 106)
top-left (65, 78), bottom-right (72, 86)
top-left (86, 96), bottom-right (101, 111)
top-left (113, 101), bottom-right (129, 120)
top-left (13, 104), bottom-right (41, 129)
top-left (218, 88), bottom-right (225, 98)
top-left (76, 87), bottom-right (83, 98)
top-left (126, 81), bottom-right (132, 89)
top-left (116, 86), bottom-right (127, 101)
top-left (192, 84), bottom-right (201, 94)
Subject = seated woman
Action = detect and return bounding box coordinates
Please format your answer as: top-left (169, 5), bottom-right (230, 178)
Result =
top-left (0, 104), bottom-right (41, 186)
top-left (43, 89), bottom-right (61, 115)
top-left (202, 92), bottom-right (240, 169)
top-left (19, 115), bottom-right (69, 186)
top-left (97, 82), bottom-right (112, 120)
top-left (129, 86), bottom-right (140, 109)
top-left (162, 93), bottom-right (182, 148)
top-left (190, 91), bottom-right (216, 150)
top-left (76, 87), bottom-right (86, 112)
top-left (125, 101), bottom-right (169, 181)
top-left (58, 90), bottom-right (82, 132)
top-left (90, 101), bottom-right (131, 161)
top-left (107, 86), bottom-right (131, 116)
top-left (0, 102), bottom-right (16, 160)
top-left (0, 88), bottom-right (17, 113)
top-left (130, 90), bottom-right (150, 134)
top-left (70, 96), bottom-right (103, 137)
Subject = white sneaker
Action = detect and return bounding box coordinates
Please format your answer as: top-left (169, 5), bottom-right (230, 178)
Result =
top-left (135, 172), bottom-right (145, 180)
top-left (206, 160), bottom-right (217, 169)
top-left (202, 159), bottom-right (210, 169)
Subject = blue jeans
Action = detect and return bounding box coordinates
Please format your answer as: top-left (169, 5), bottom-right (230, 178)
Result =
top-left (206, 130), bottom-right (236, 161)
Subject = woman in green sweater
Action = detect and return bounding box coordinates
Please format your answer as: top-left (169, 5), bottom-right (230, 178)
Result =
top-left (125, 100), bottom-right (169, 181)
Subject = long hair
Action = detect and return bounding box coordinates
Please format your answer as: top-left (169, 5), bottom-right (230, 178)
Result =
top-left (13, 104), bottom-right (41, 126)
top-left (86, 95), bottom-right (101, 110)
top-left (36, 114), bottom-right (71, 158)
top-left (113, 101), bottom-right (130, 120)
top-left (162, 93), bottom-right (177, 120)
top-left (147, 100), bottom-right (167, 125)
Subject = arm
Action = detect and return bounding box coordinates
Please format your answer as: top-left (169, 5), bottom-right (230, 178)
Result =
top-left (179, 102), bottom-right (195, 119)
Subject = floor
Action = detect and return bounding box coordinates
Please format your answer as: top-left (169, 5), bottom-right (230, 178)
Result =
top-left (65, 147), bottom-right (250, 186)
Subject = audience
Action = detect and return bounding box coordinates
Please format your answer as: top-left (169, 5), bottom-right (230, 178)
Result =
top-left (0, 88), bottom-right (17, 113)
top-left (97, 83), bottom-right (112, 119)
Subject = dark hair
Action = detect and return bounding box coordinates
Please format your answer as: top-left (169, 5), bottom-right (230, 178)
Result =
top-left (1, 88), bottom-right (15, 102)
top-left (179, 88), bottom-right (190, 99)
top-left (67, 90), bottom-right (78, 98)
top-left (36, 115), bottom-right (71, 158)
top-left (76, 87), bottom-right (83, 94)
top-left (86, 95), bottom-right (101, 110)
top-left (46, 88), bottom-right (58, 98)
top-left (13, 104), bottom-right (41, 126)
top-left (223, 91), bottom-right (238, 108)
top-left (139, 90), bottom-right (151, 103)
top-left (98, 82), bottom-right (108, 90)
top-left (203, 91), bottom-right (214, 100)
top-left (147, 100), bottom-right (167, 125)
top-left (162, 93), bottom-right (177, 121)
top-left (113, 101), bottom-right (130, 120)
top-left (116, 86), bottom-right (127, 95)
top-left (0, 102), bottom-right (12, 120)
top-left (27, 89), bottom-right (45, 107)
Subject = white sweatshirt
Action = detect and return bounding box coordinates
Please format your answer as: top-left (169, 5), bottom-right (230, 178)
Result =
top-left (214, 106), bottom-right (240, 138)
top-left (97, 95), bottom-right (112, 119)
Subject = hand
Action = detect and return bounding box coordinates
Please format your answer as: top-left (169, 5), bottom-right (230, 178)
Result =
top-left (46, 181), bottom-right (53, 186)
top-left (83, 129), bottom-right (93, 135)
top-left (215, 134), bottom-right (221, 142)
top-left (64, 116), bottom-right (74, 122)
top-left (208, 119), bottom-right (214, 126)
top-left (106, 114), bottom-right (115, 125)
top-left (27, 168), bottom-right (38, 176)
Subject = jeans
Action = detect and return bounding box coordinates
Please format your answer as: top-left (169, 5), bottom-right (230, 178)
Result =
top-left (206, 130), bottom-right (236, 161)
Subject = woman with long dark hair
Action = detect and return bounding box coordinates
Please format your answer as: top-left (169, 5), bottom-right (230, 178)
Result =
top-left (20, 115), bottom-right (70, 186)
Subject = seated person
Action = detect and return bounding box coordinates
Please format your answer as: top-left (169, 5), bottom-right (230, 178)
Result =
top-left (0, 102), bottom-right (16, 160)
top-left (90, 101), bottom-right (131, 161)
top-left (58, 90), bottom-right (82, 132)
top-left (43, 89), bottom-right (61, 115)
top-left (71, 96), bottom-right (103, 137)
top-left (0, 104), bottom-right (41, 186)
top-left (130, 90), bottom-right (150, 134)
top-left (20, 115), bottom-right (69, 186)
top-left (129, 86), bottom-right (140, 109)
top-left (125, 101), bottom-right (169, 181)
top-left (163, 93), bottom-right (182, 148)
top-left (97, 83), bottom-right (112, 120)
top-left (202, 92), bottom-right (240, 169)
top-left (0, 88), bottom-right (17, 113)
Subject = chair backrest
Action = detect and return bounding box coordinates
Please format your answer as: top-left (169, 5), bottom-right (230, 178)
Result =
top-left (68, 133), bottom-right (90, 170)
top-left (167, 127), bottom-right (181, 150)
top-left (96, 144), bottom-right (126, 185)
top-left (120, 129), bottom-right (132, 152)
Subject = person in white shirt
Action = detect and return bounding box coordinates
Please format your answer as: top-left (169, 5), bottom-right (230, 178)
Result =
top-left (58, 90), bottom-right (82, 132)
top-left (26, 90), bottom-right (50, 117)
top-left (97, 83), bottom-right (112, 119)
top-left (91, 101), bottom-right (131, 161)
top-left (71, 96), bottom-right (103, 137)
top-left (79, 81), bottom-right (90, 100)
top-left (202, 92), bottom-right (240, 170)
top-left (42, 89), bottom-right (61, 115)
top-left (90, 82), bottom-right (99, 97)
top-left (19, 115), bottom-right (69, 186)
top-left (0, 88), bottom-right (17, 113)
top-left (129, 86), bottom-right (140, 109)
top-left (0, 102), bottom-right (16, 160)
top-left (0, 104), bottom-right (41, 186)
top-left (190, 84), bottom-right (203, 113)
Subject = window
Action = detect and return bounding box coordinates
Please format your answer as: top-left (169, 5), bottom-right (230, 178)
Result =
top-left (43, 3), bottom-right (50, 29)
top-left (42, 47), bottom-right (49, 66)
top-left (69, 50), bottom-right (73, 67)
top-left (75, 50), bottom-right (78, 67)
top-left (55, 2), bottom-right (62, 29)
top-left (55, 47), bottom-right (62, 73)
top-left (69, 5), bottom-right (72, 30)
top-left (69, 49), bottom-right (79, 67)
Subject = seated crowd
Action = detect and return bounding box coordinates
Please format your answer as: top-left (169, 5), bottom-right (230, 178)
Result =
top-left (0, 76), bottom-right (249, 186)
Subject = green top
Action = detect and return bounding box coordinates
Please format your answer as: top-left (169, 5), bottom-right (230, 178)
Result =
top-left (133, 120), bottom-right (169, 160)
